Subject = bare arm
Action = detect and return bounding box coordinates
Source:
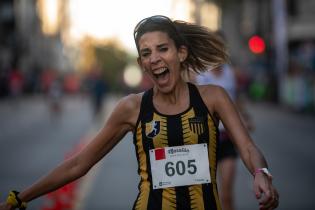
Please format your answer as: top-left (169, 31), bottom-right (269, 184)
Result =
top-left (212, 86), bottom-right (266, 172)
top-left (200, 85), bottom-right (279, 209)
top-left (14, 94), bottom-right (141, 203)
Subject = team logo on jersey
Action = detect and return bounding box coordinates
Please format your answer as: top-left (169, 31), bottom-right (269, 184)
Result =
top-left (189, 117), bottom-right (206, 135)
top-left (146, 120), bottom-right (160, 138)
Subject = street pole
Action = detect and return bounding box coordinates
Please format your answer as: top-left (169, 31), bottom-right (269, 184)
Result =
top-left (272, 0), bottom-right (288, 103)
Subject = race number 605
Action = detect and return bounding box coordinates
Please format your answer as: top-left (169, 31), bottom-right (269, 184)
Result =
top-left (165, 159), bottom-right (197, 176)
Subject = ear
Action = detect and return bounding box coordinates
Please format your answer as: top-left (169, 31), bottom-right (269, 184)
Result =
top-left (178, 45), bottom-right (188, 62)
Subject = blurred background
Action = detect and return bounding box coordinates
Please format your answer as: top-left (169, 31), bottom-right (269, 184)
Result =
top-left (0, 0), bottom-right (314, 210)
top-left (1, 0), bottom-right (315, 108)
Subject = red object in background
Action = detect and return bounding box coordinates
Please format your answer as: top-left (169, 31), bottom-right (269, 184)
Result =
top-left (9, 69), bottom-right (24, 95)
top-left (41, 70), bottom-right (56, 93)
top-left (40, 181), bottom-right (77, 210)
top-left (63, 73), bottom-right (81, 94)
top-left (40, 143), bottom-right (85, 210)
top-left (248, 35), bottom-right (266, 54)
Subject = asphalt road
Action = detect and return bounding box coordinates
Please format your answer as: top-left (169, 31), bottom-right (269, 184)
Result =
top-left (1, 95), bottom-right (315, 210)
top-left (0, 94), bottom-right (95, 209)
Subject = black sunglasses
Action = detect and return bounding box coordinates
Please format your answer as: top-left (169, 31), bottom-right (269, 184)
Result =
top-left (133, 15), bottom-right (175, 41)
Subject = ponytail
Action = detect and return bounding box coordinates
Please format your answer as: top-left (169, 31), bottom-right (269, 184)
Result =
top-left (174, 20), bottom-right (228, 73)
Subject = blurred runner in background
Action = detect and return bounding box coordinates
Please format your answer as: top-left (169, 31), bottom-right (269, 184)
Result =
top-left (194, 31), bottom-right (254, 210)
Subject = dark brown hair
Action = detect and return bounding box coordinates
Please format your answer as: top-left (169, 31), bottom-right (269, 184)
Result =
top-left (134, 15), bottom-right (228, 74)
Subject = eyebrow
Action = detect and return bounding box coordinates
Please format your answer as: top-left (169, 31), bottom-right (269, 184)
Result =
top-left (139, 42), bottom-right (169, 54)
top-left (157, 43), bottom-right (168, 48)
top-left (139, 48), bottom-right (150, 54)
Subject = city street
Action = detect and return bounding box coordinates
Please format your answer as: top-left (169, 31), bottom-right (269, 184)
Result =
top-left (1, 0), bottom-right (315, 210)
top-left (1, 95), bottom-right (315, 210)
top-left (0, 94), bottom-right (95, 209)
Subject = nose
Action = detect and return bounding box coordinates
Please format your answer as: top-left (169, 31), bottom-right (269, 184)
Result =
top-left (150, 51), bottom-right (161, 64)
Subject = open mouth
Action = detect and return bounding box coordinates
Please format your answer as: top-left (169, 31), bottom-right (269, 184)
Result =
top-left (153, 67), bottom-right (169, 79)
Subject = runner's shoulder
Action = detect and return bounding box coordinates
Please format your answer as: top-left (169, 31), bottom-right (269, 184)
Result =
top-left (114, 92), bottom-right (143, 117)
top-left (196, 84), bottom-right (226, 100)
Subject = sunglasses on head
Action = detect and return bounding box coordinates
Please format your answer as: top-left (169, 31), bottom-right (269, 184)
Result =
top-left (133, 15), bottom-right (174, 41)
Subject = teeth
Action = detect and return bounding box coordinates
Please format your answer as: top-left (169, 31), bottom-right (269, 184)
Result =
top-left (154, 67), bottom-right (167, 75)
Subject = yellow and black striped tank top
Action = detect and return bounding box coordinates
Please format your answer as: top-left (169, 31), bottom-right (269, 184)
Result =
top-left (133, 83), bottom-right (221, 210)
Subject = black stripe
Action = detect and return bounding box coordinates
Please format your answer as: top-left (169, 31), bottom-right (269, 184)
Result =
top-left (188, 83), bottom-right (209, 115)
top-left (176, 186), bottom-right (191, 210)
top-left (147, 189), bottom-right (163, 210)
top-left (202, 184), bottom-right (218, 210)
top-left (166, 115), bottom-right (191, 209)
top-left (166, 116), bottom-right (183, 146)
top-left (188, 83), bottom-right (209, 145)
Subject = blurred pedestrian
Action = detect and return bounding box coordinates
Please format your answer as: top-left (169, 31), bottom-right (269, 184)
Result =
top-left (8, 68), bottom-right (24, 104)
top-left (0, 15), bottom-right (278, 210)
top-left (196, 65), bottom-right (254, 210)
top-left (85, 67), bottom-right (108, 117)
top-left (193, 31), bottom-right (254, 210)
top-left (48, 77), bottom-right (63, 118)
top-left (196, 64), bottom-right (238, 210)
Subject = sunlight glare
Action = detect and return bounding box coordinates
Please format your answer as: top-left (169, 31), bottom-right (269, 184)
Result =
top-left (68, 0), bottom-right (191, 53)
top-left (37, 0), bottom-right (59, 34)
top-left (123, 65), bottom-right (143, 87)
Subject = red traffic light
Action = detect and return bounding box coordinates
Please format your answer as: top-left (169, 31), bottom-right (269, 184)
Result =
top-left (248, 35), bottom-right (265, 54)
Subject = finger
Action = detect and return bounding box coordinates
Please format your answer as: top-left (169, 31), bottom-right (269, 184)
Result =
top-left (268, 187), bottom-right (279, 209)
top-left (270, 194), bottom-right (279, 209)
top-left (266, 200), bottom-right (279, 210)
top-left (258, 190), bottom-right (274, 210)
top-left (253, 184), bottom-right (262, 199)
top-left (260, 193), bottom-right (279, 210)
top-left (259, 189), bottom-right (272, 203)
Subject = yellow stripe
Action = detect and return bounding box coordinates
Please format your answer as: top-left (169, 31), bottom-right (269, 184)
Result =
top-left (189, 185), bottom-right (205, 210)
top-left (182, 109), bottom-right (198, 145)
top-left (134, 182), bottom-right (150, 210)
top-left (134, 123), bottom-right (150, 210)
top-left (207, 115), bottom-right (222, 210)
top-left (162, 188), bottom-right (176, 210)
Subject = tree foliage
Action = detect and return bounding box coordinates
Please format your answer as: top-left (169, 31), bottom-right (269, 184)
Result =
top-left (93, 43), bottom-right (129, 91)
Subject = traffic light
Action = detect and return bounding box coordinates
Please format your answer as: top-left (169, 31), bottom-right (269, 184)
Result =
top-left (248, 35), bottom-right (265, 54)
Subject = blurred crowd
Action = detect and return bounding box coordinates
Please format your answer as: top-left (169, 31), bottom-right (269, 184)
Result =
top-left (0, 68), bottom-right (79, 97)
top-left (1, 45), bottom-right (315, 115)
top-left (0, 66), bottom-right (110, 116)
top-left (281, 41), bottom-right (315, 112)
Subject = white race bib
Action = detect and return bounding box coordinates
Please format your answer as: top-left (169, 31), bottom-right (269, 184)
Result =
top-left (149, 143), bottom-right (211, 189)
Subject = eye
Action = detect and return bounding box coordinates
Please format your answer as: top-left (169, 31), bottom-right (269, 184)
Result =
top-left (140, 50), bottom-right (151, 58)
top-left (141, 52), bottom-right (150, 58)
top-left (159, 46), bottom-right (168, 52)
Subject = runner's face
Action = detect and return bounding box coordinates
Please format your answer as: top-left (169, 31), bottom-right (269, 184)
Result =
top-left (137, 31), bottom-right (186, 93)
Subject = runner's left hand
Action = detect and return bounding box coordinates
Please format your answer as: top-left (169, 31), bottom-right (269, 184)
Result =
top-left (253, 173), bottom-right (279, 209)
